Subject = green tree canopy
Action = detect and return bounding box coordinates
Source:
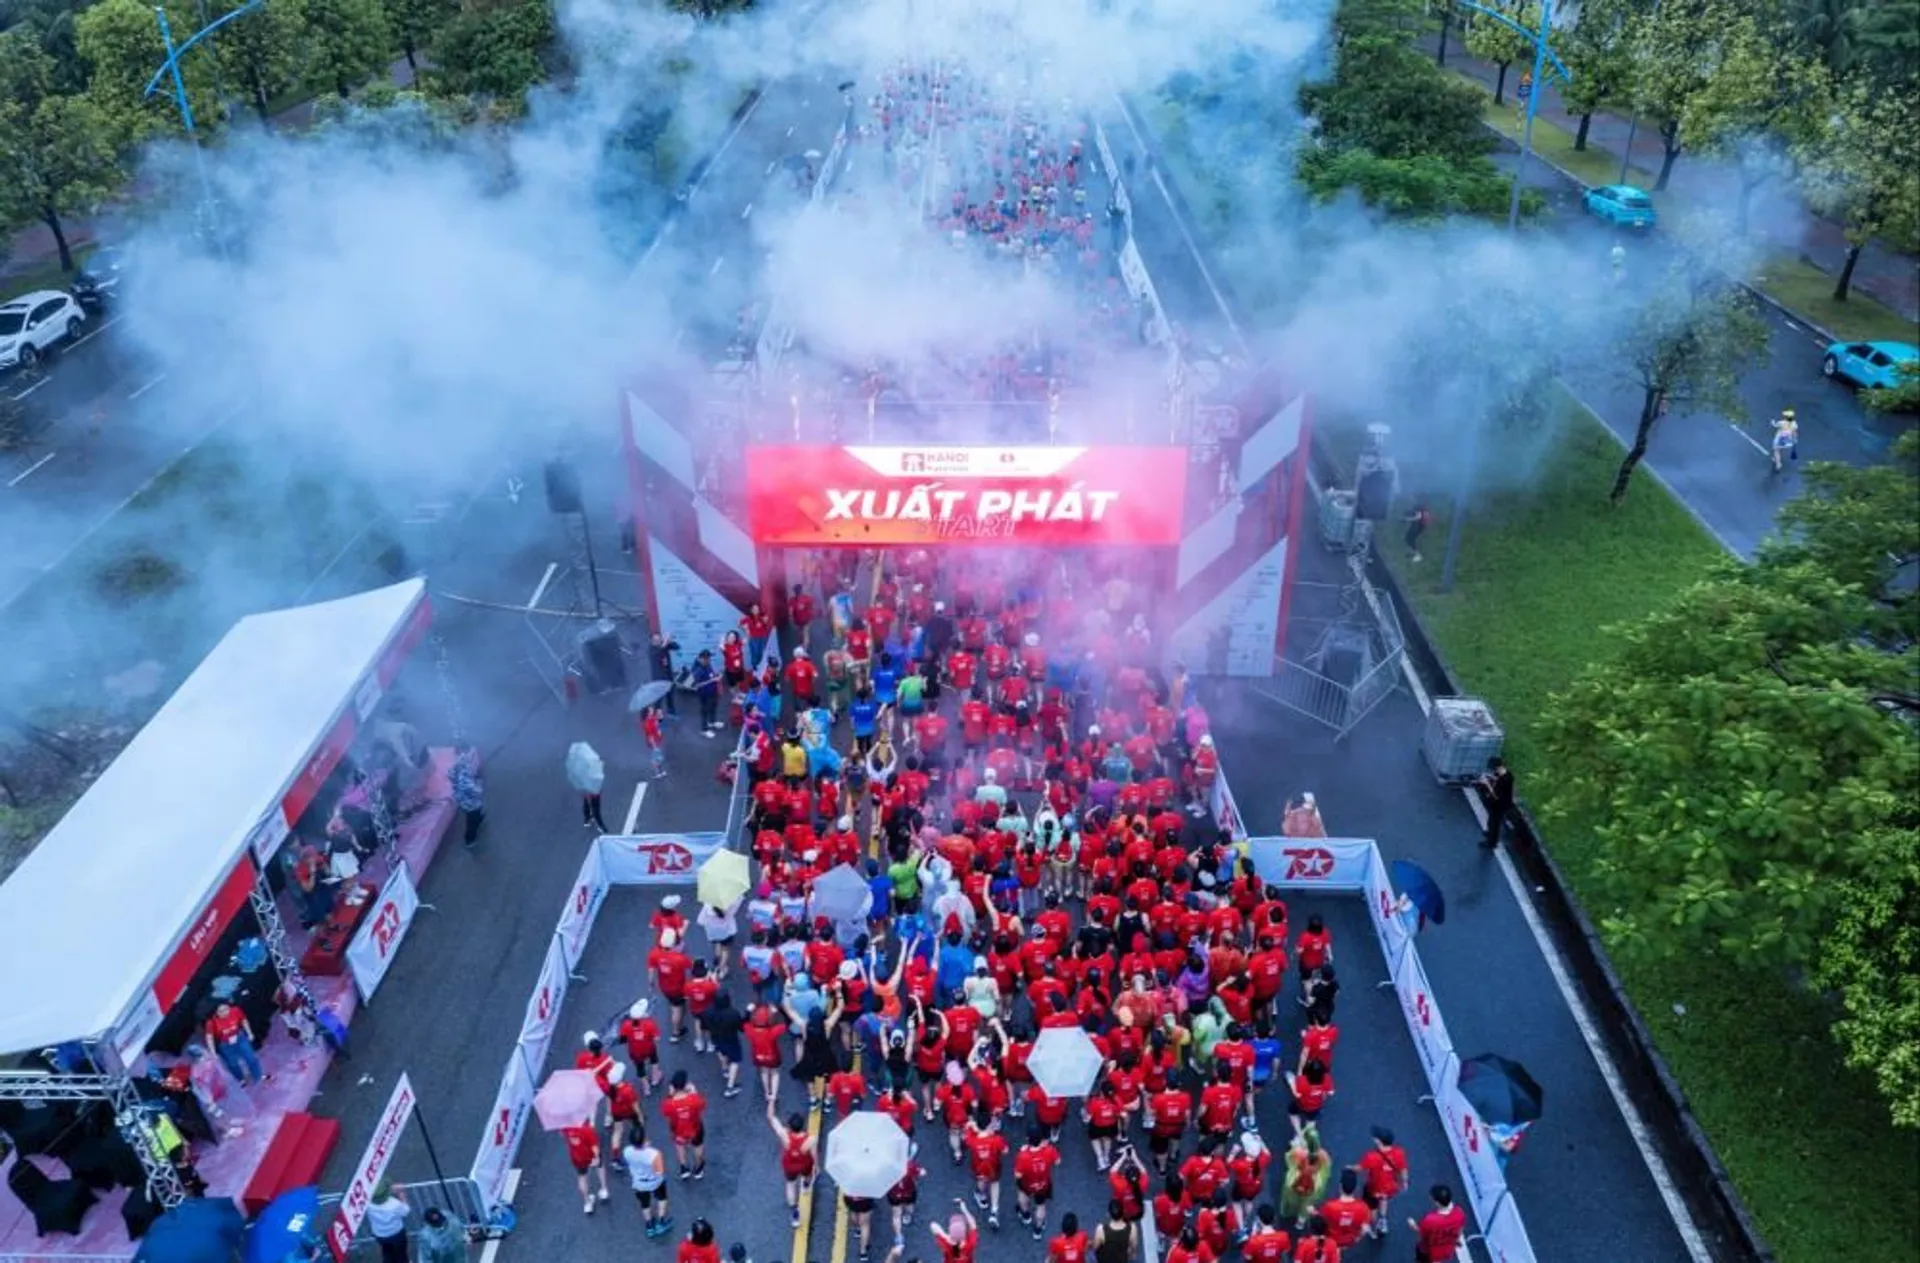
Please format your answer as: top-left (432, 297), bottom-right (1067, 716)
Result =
top-left (0, 0), bottom-right (88, 89)
top-left (381, 0), bottom-right (458, 72)
top-left (299, 0), bottom-right (393, 98)
top-left (1627, 0), bottom-right (1778, 190)
top-left (1607, 253), bottom-right (1769, 502)
top-left (77, 0), bottom-right (221, 144)
top-left (0, 28), bottom-right (125, 270)
top-left (1557, 0), bottom-right (1637, 150)
top-left (1798, 80), bottom-right (1920, 299)
top-left (423, 0), bottom-right (551, 112)
top-left (208, 0), bottom-right (307, 122)
top-left (1543, 434), bottom-right (1920, 1124)
top-left (1462, 1), bottom-right (1539, 106)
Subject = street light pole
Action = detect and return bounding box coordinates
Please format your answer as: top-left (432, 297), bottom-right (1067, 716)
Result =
top-left (1504, 0), bottom-right (1556, 231)
top-left (143, 0), bottom-right (266, 255)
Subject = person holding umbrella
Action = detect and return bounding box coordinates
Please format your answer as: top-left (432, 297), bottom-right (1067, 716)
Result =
top-left (567, 742), bottom-right (609, 832)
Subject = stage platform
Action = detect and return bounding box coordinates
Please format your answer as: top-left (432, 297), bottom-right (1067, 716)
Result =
top-left (0, 754), bottom-right (456, 1262)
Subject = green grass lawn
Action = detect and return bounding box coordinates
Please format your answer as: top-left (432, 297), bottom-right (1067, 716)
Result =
top-left (0, 245), bottom-right (93, 304)
top-left (1462, 77), bottom-right (1918, 345)
top-left (1329, 399), bottom-right (1920, 1262)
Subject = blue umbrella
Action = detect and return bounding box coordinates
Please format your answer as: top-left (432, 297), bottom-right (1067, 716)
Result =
top-left (1390, 859), bottom-right (1446, 926)
top-left (244, 1186), bottom-right (324, 1263)
top-left (133, 1198), bottom-right (245, 1262)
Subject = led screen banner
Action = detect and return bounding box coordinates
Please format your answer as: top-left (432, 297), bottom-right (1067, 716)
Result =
top-left (745, 445), bottom-right (1187, 547)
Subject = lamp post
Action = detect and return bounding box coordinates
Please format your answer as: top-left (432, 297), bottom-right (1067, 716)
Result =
top-left (1437, 0), bottom-right (1571, 593)
top-left (142, 1), bottom-right (265, 255)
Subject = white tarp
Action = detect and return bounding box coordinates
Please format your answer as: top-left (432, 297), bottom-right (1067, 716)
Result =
top-left (0, 579), bottom-right (429, 1054)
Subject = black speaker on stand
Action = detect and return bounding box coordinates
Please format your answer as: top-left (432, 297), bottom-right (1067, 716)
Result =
top-left (544, 460), bottom-right (584, 515)
top-left (577, 621), bottom-right (628, 693)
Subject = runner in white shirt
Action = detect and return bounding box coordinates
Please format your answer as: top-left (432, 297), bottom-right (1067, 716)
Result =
top-left (624, 1129), bottom-right (673, 1240)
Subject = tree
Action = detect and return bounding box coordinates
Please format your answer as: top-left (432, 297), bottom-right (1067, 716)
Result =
top-left (1786, 0), bottom-right (1865, 77)
top-left (1817, 826), bottom-right (1920, 1128)
top-left (1681, 28), bottom-right (1831, 235)
top-left (1301, 27), bottom-right (1491, 163)
top-left (424, 0), bottom-right (551, 110)
top-left (299, 0), bottom-right (393, 99)
top-left (1863, 362), bottom-right (1920, 416)
top-left (1541, 436), bottom-right (1920, 977)
top-left (0, 0), bottom-right (89, 89)
top-left (1298, 147), bottom-right (1541, 219)
top-left (1557, 0), bottom-right (1635, 150)
top-left (1852, 0), bottom-right (1919, 90)
top-left (1798, 82), bottom-right (1920, 301)
top-left (77, 0), bottom-right (222, 144)
top-left (1462, 1), bottom-right (1538, 106)
top-left (207, 0), bottom-right (306, 122)
top-left (0, 31), bottom-right (124, 271)
top-left (382, 0), bottom-right (457, 73)
top-left (1608, 257), bottom-right (1768, 502)
top-left (1434, 0), bottom-right (1459, 65)
top-left (1626, 0), bottom-right (1779, 190)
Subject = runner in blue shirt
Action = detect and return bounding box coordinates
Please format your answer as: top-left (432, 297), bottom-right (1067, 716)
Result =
top-left (849, 687), bottom-right (881, 754)
top-left (872, 653), bottom-right (900, 707)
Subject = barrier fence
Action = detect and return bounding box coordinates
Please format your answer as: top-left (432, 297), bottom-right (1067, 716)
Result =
top-left (315, 1177), bottom-right (490, 1254)
top-left (467, 755), bottom-right (1537, 1261)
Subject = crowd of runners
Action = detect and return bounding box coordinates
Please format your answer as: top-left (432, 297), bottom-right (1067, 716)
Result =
top-left (565, 545), bottom-right (1474, 1263)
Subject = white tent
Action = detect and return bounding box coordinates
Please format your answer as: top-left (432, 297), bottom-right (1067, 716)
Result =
top-left (0, 579), bottom-right (429, 1057)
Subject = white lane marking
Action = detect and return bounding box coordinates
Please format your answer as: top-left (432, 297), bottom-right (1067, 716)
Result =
top-left (767, 160), bottom-right (778, 175)
top-left (527, 562), bottom-right (558, 611)
top-left (7, 453), bottom-right (56, 487)
top-left (710, 257), bottom-right (725, 276)
top-left (786, 125), bottom-right (795, 137)
top-left (1728, 423), bottom-right (1769, 456)
top-left (623, 781), bottom-right (649, 834)
top-left (1475, 793), bottom-right (1715, 1263)
top-left (7, 377), bottom-right (49, 401)
top-left (634, 90), bottom-right (763, 273)
top-left (741, 202), bottom-right (754, 219)
top-left (128, 372), bottom-right (167, 400)
top-left (70, 315), bottom-right (119, 348)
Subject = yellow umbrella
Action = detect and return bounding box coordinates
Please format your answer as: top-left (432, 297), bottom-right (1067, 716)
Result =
top-left (696, 848), bottom-right (751, 910)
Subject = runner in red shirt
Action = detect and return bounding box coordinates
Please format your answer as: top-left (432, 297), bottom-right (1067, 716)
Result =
top-left (786, 649), bottom-right (818, 706)
top-left (1146, 1083), bottom-right (1192, 1173)
top-left (1014, 1126), bottom-right (1062, 1240)
top-left (617, 999), bottom-right (663, 1094)
top-left (931, 1201), bottom-right (981, 1263)
top-left (1410, 1185), bottom-right (1467, 1261)
top-left (561, 1122), bottom-right (608, 1212)
top-left (914, 709), bottom-right (950, 761)
top-left (1296, 914), bottom-right (1333, 980)
top-left (1166, 1226), bottom-right (1217, 1263)
top-left (1082, 1080), bottom-right (1125, 1169)
top-left (887, 1153), bottom-right (926, 1243)
top-left (847, 621), bottom-right (873, 688)
top-left (1290, 1060), bottom-right (1335, 1131)
top-left (743, 1006), bottom-right (788, 1101)
top-left (1319, 1169), bottom-right (1374, 1249)
top-left (1243, 1206), bottom-right (1293, 1263)
top-left (963, 1112), bottom-right (1009, 1228)
top-left (659, 1071), bottom-right (708, 1179)
top-left (676, 1219), bottom-right (722, 1263)
top-left (683, 962), bottom-right (719, 1052)
top-left (948, 648), bottom-right (977, 693)
top-left (766, 1105), bottom-right (817, 1228)
top-left (788, 585), bottom-right (815, 635)
top-left (1048, 1212), bottom-right (1091, 1263)
top-left (866, 603), bottom-right (896, 647)
top-left (604, 1062), bottom-right (642, 1157)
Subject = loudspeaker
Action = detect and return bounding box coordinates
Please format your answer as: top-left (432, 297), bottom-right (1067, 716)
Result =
top-left (1356, 468), bottom-right (1393, 521)
top-left (1322, 644), bottom-right (1364, 687)
top-left (544, 460), bottom-right (584, 515)
top-left (577, 624), bottom-right (628, 693)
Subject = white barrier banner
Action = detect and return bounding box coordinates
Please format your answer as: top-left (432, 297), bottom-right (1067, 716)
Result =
top-left (1209, 769), bottom-right (1247, 844)
top-left (1246, 836), bottom-right (1374, 891)
top-left (1364, 848), bottom-right (1410, 972)
top-left (555, 843), bottom-right (612, 971)
top-left (1093, 122), bottom-right (1130, 218)
top-left (346, 861), bottom-right (422, 1003)
top-left (1484, 1193), bottom-right (1539, 1263)
top-left (469, 1051), bottom-right (535, 1214)
top-left (1118, 237), bottom-right (1152, 306)
top-left (518, 936), bottom-right (571, 1077)
top-left (597, 832), bottom-right (727, 885)
top-left (1391, 943), bottom-right (1454, 1092)
top-left (327, 1073), bottom-right (416, 1260)
top-left (1434, 1057), bottom-right (1513, 1236)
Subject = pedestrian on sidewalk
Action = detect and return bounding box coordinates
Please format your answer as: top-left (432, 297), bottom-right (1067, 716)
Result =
top-left (650, 634), bottom-right (682, 716)
top-left (450, 742), bottom-right (485, 847)
top-left (691, 651), bottom-right (722, 734)
top-left (1477, 756), bottom-right (1515, 850)
top-left (568, 742), bottom-right (610, 831)
top-left (1402, 503), bottom-right (1431, 563)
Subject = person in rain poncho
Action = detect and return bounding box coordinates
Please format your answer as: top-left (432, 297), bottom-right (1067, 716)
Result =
top-left (416, 1207), bottom-right (468, 1263)
top-left (567, 742), bottom-right (609, 832)
top-left (1280, 1124), bottom-right (1333, 1230)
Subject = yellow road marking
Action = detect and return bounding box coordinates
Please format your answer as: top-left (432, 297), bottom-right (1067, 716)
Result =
top-left (792, 1084), bottom-right (826, 1263)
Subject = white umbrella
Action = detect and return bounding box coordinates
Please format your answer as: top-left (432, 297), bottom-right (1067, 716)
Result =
top-left (1027, 1027), bottom-right (1105, 1099)
top-left (566, 742), bottom-right (605, 794)
top-left (809, 863), bottom-right (873, 925)
top-left (825, 1111), bottom-right (911, 1198)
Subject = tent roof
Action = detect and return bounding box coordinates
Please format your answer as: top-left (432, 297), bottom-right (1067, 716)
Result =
top-left (0, 579), bottom-right (427, 1055)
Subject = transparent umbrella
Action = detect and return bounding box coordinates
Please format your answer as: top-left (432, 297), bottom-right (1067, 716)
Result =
top-left (809, 863), bottom-right (873, 924)
top-left (825, 1111), bottom-right (911, 1198)
top-left (1027, 1026), bottom-right (1105, 1099)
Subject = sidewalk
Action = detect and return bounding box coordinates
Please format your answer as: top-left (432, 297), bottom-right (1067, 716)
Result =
top-left (1, 57), bottom-right (422, 286)
top-left (1427, 36), bottom-right (1920, 326)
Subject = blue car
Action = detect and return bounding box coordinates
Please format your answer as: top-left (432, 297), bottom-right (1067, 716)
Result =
top-left (1822, 340), bottom-right (1919, 390)
top-left (1584, 184), bottom-right (1657, 229)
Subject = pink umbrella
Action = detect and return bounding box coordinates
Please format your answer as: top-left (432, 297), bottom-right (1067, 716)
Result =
top-left (533, 1069), bottom-right (602, 1132)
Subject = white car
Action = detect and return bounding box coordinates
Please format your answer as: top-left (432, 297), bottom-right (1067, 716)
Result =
top-left (0, 290), bottom-right (87, 371)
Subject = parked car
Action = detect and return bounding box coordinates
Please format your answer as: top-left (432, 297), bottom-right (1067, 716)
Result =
top-left (70, 246), bottom-right (127, 313)
top-left (0, 291), bottom-right (87, 372)
top-left (1821, 339), bottom-right (1919, 390)
top-left (1584, 184), bottom-right (1657, 229)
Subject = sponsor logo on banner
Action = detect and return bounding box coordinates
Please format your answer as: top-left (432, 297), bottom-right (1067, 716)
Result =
top-left (1365, 852), bottom-right (1410, 971)
top-left (470, 1054), bottom-right (535, 1213)
top-left (744, 446), bottom-right (1185, 547)
top-left (247, 808), bottom-right (291, 867)
top-left (1208, 772), bottom-right (1246, 843)
top-left (556, 845), bottom-right (611, 970)
top-left (1435, 1061), bottom-right (1510, 1232)
top-left (1391, 947), bottom-right (1453, 1092)
top-left (1246, 837), bottom-right (1374, 891)
top-left (596, 833), bottom-right (727, 885)
top-left (153, 859), bottom-right (258, 1012)
top-left (346, 862), bottom-right (421, 1003)
top-left (518, 938), bottom-right (572, 1076)
top-left (328, 1074), bottom-right (416, 1259)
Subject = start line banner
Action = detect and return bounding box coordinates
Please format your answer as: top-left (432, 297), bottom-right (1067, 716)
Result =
top-left (1246, 836), bottom-right (1374, 890)
top-left (345, 860), bottom-right (422, 1003)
